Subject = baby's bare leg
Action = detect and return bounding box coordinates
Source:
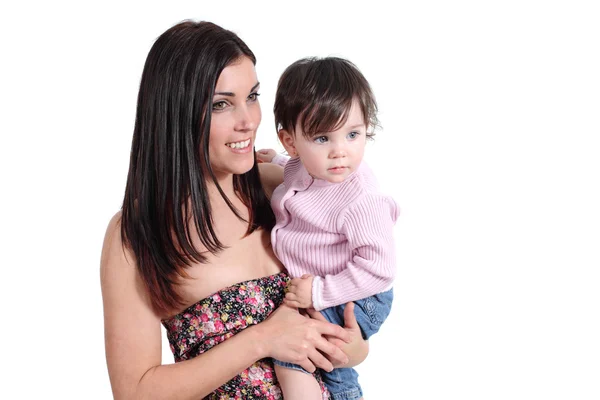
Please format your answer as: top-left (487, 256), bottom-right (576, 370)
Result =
top-left (274, 364), bottom-right (321, 399)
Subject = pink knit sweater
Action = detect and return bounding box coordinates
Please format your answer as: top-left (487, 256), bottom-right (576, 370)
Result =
top-left (270, 157), bottom-right (399, 311)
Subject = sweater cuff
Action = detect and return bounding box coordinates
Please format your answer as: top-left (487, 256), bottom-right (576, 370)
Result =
top-left (272, 153), bottom-right (290, 167)
top-left (312, 276), bottom-right (325, 311)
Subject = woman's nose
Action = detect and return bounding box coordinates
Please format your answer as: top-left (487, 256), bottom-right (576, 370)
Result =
top-left (234, 105), bottom-right (258, 132)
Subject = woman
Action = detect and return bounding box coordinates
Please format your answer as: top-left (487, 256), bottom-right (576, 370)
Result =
top-left (100, 20), bottom-right (368, 399)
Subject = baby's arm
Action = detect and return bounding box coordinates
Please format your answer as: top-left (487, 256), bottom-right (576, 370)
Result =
top-left (312, 194), bottom-right (399, 311)
top-left (256, 148), bottom-right (290, 167)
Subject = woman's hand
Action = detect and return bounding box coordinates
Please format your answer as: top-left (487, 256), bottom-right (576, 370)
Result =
top-left (306, 302), bottom-right (369, 368)
top-left (256, 304), bottom-right (350, 373)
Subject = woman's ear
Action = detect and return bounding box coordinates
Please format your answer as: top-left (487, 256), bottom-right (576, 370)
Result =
top-left (278, 129), bottom-right (297, 157)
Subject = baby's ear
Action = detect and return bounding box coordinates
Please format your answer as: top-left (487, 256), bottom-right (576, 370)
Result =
top-left (278, 129), bottom-right (297, 157)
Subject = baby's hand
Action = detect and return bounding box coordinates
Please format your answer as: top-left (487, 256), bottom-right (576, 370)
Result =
top-left (256, 148), bottom-right (277, 163)
top-left (285, 274), bottom-right (314, 309)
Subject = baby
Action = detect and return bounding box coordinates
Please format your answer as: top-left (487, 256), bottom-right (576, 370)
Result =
top-left (260, 56), bottom-right (399, 400)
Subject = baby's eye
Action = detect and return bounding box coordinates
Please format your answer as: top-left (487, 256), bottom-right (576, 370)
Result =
top-left (212, 101), bottom-right (228, 111)
top-left (347, 131), bottom-right (360, 140)
top-left (314, 136), bottom-right (328, 144)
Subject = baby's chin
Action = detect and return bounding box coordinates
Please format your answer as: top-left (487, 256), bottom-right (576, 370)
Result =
top-left (320, 173), bottom-right (349, 184)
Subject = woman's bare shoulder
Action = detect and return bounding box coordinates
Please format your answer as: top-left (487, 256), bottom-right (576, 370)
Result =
top-left (100, 210), bottom-right (158, 315)
top-left (100, 211), bottom-right (137, 283)
top-left (103, 211), bottom-right (123, 246)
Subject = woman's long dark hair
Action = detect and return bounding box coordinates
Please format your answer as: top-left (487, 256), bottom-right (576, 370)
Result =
top-left (120, 21), bottom-right (275, 315)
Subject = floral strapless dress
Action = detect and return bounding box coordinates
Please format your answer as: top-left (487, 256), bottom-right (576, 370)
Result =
top-left (162, 272), bottom-right (330, 399)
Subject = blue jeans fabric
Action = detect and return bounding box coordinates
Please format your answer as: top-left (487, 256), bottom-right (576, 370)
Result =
top-left (273, 289), bottom-right (393, 400)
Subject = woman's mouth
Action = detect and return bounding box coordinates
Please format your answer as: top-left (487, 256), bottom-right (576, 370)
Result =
top-left (225, 139), bottom-right (252, 153)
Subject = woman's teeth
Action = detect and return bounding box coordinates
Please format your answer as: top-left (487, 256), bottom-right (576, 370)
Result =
top-left (226, 139), bottom-right (251, 149)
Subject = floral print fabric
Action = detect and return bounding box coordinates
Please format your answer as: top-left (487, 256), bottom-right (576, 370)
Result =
top-left (162, 272), bottom-right (330, 399)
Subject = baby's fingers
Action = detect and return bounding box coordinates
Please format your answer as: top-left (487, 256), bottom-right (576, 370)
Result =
top-left (284, 299), bottom-right (303, 308)
top-left (289, 277), bottom-right (303, 286)
top-left (285, 292), bottom-right (298, 301)
top-left (284, 293), bottom-right (303, 308)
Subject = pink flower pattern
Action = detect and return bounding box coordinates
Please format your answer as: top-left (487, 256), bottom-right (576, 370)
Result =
top-left (162, 272), bottom-right (330, 399)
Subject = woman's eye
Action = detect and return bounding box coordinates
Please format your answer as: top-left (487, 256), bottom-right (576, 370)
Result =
top-left (212, 101), bottom-right (228, 111)
top-left (248, 92), bottom-right (261, 101)
top-left (314, 136), bottom-right (328, 144)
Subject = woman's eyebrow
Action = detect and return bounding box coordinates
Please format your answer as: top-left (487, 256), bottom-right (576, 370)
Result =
top-left (215, 82), bottom-right (260, 97)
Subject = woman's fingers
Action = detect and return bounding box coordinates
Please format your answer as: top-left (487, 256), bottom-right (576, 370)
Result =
top-left (306, 305), bottom-right (354, 343)
top-left (261, 303), bottom-right (353, 370)
top-left (298, 358), bottom-right (317, 374)
top-left (342, 302), bottom-right (359, 329)
top-left (306, 307), bottom-right (325, 321)
top-left (307, 348), bottom-right (334, 372)
top-left (314, 335), bottom-right (348, 366)
top-left (315, 319), bottom-right (351, 343)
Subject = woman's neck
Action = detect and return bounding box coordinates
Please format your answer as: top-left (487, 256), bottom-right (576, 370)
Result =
top-left (205, 172), bottom-right (236, 203)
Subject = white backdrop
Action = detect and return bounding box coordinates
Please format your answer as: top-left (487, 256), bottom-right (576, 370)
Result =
top-left (1, 1), bottom-right (599, 399)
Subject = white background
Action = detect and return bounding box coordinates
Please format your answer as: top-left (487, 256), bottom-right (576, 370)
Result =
top-left (1, 1), bottom-right (599, 399)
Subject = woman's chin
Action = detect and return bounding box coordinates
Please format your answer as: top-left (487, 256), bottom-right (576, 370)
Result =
top-left (223, 159), bottom-right (255, 176)
top-left (236, 158), bottom-right (256, 174)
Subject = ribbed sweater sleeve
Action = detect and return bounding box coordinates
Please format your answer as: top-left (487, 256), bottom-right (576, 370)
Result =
top-left (312, 193), bottom-right (398, 311)
top-left (271, 153), bottom-right (290, 168)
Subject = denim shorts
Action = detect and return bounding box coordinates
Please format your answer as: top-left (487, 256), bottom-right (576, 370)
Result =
top-left (273, 289), bottom-right (393, 400)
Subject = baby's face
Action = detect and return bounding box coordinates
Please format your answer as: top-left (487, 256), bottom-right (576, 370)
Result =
top-left (293, 99), bottom-right (367, 183)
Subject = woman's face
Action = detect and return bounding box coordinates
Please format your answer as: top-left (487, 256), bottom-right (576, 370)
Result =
top-left (208, 56), bottom-right (262, 179)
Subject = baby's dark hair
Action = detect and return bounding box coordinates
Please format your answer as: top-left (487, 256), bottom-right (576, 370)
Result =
top-left (274, 57), bottom-right (379, 140)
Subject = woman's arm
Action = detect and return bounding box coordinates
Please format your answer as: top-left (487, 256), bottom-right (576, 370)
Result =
top-left (101, 212), bottom-right (350, 400)
top-left (258, 162), bottom-right (284, 198)
top-left (101, 213), bottom-right (268, 399)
